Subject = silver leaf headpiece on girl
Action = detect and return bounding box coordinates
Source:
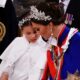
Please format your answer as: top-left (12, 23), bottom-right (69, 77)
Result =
top-left (18, 17), bottom-right (31, 28)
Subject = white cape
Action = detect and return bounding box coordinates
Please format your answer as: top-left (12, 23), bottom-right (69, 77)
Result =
top-left (0, 36), bottom-right (29, 65)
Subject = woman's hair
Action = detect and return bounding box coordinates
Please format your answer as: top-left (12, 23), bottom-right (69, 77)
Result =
top-left (18, 9), bottom-right (32, 30)
top-left (29, 2), bottom-right (65, 26)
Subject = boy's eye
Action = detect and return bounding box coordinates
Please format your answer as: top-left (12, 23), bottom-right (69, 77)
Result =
top-left (26, 32), bottom-right (31, 35)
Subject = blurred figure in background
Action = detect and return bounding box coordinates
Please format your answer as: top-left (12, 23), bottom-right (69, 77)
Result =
top-left (46, 0), bottom-right (80, 30)
top-left (0, 0), bottom-right (18, 56)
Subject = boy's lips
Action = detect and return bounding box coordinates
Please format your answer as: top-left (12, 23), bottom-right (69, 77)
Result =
top-left (31, 38), bottom-right (37, 42)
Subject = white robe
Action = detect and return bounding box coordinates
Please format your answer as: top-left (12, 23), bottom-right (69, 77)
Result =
top-left (0, 36), bottom-right (48, 80)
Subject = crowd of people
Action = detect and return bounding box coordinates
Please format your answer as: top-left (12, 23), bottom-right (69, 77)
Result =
top-left (0, 0), bottom-right (80, 80)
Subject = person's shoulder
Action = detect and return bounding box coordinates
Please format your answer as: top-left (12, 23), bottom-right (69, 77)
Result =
top-left (68, 31), bottom-right (80, 53)
top-left (63, 32), bottom-right (80, 77)
top-left (13, 36), bottom-right (24, 41)
top-left (70, 31), bottom-right (80, 43)
top-left (12, 36), bottom-right (29, 48)
top-left (13, 36), bottom-right (27, 43)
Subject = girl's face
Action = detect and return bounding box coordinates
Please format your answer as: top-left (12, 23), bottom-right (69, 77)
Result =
top-left (32, 22), bottom-right (52, 40)
top-left (22, 25), bottom-right (39, 43)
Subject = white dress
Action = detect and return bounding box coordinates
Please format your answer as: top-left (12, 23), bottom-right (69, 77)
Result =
top-left (0, 36), bottom-right (48, 80)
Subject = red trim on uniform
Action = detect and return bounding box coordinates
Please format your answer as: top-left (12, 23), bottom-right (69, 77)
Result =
top-left (58, 25), bottom-right (66, 39)
top-left (57, 33), bottom-right (68, 80)
top-left (57, 57), bottom-right (63, 80)
top-left (54, 46), bottom-right (58, 56)
top-left (47, 50), bottom-right (57, 78)
top-left (41, 62), bottom-right (49, 80)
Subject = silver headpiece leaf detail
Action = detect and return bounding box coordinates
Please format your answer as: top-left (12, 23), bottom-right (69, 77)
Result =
top-left (29, 6), bottom-right (52, 21)
top-left (18, 17), bottom-right (31, 28)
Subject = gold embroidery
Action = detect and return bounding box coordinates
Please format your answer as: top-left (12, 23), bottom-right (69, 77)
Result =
top-left (0, 22), bottom-right (6, 42)
top-left (67, 71), bottom-right (80, 80)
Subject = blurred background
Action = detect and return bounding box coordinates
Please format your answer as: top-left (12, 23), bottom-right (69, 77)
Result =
top-left (13, 0), bottom-right (46, 17)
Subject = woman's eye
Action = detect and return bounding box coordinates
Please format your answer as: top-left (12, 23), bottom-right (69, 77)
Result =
top-left (33, 28), bottom-right (40, 31)
top-left (33, 30), bottom-right (36, 33)
top-left (36, 28), bottom-right (40, 31)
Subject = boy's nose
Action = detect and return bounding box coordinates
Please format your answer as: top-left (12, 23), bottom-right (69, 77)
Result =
top-left (32, 34), bottom-right (36, 38)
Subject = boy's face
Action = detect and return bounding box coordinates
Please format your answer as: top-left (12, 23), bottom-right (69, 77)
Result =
top-left (22, 25), bottom-right (39, 43)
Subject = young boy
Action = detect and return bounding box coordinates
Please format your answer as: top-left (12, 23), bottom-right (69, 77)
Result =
top-left (0, 12), bottom-right (48, 80)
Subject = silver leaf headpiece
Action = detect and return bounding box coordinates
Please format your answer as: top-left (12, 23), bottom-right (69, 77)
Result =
top-left (18, 17), bottom-right (31, 28)
top-left (29, 6), bottom-right (52, 21)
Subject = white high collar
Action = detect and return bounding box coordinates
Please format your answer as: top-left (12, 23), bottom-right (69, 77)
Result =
top-left (37, 36), bottom-right (48, 48)
top-left (48, 37), bottom-right (57, 46)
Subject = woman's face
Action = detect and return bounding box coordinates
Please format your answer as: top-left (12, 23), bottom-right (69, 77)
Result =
top-left (32, 22), bottom-right (52, 40)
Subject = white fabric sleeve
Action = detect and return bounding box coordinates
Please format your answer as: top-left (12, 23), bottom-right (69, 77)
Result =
top-left (0, 37), bottom-right (28, 63)
top-left (0, 60), bottom-right (14, 77)
top-left (0, 37), bottom-right (28, 77)
top-left (28, 65), bottom-right (43, 80)
top-left (0, 38), bottom-right (17, 60)
top-left (0, 0), bottom-right (7, 8)
top-left (28, 51), bottom-right (47, 80)
top-left (35, 50), bottom-right (47, 70)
